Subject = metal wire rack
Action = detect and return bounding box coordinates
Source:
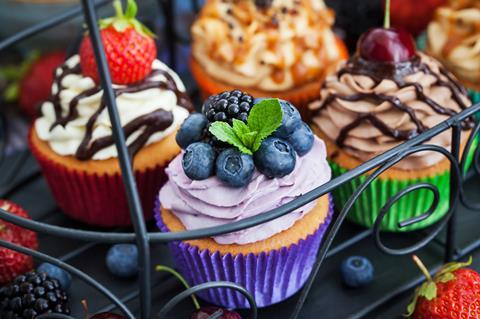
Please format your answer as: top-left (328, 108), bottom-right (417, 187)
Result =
top-left (0, 1), bottom-right (480, 318)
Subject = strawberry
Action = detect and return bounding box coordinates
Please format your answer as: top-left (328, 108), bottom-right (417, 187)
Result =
top-left (19, 51), bottom-right (66, 118)
top-left (406, 255), bottom-right (480, 319)
top-left (79, 0), bottom-right (157, 85)
top-left (0, 200), bottom-right (38, 285)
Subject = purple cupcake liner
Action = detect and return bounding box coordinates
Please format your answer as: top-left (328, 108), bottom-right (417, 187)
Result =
top-left (154, 195), bottom-right (333, 308)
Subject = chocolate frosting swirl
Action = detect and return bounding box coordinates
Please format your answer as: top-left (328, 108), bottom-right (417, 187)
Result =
top-left (310, 53), bottom-right (473, 170)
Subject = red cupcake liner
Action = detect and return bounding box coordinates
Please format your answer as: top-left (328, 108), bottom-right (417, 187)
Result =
top-left (30, 136), bottom-right (168, 227)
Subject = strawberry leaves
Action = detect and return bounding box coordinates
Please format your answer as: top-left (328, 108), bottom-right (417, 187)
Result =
top-left (209, 98), bottom-right (283, 155)
top-left (99, 0), bottom-right (155, 38)
top-left (405, 255), bottom-right (474, 317)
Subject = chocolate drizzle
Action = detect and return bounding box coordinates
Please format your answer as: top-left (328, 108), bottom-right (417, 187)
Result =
top-left (317, 54), bottom-right (474, 147)
top-left (48, 61), bottom-right (191, 160)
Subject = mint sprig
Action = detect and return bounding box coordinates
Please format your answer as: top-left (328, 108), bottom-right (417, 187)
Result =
top-left (208, 98), bottom-right (283, 155)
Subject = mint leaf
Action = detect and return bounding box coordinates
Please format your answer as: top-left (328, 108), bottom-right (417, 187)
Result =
top-left (232, 119), bottom-right (256, 148)
top-left (247, 98), bottom-right (283, 152)
top-left (209, 121), bottom-right (252, 155)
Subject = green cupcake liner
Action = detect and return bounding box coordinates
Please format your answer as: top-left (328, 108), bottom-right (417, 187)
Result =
top-left (331, 138), bottom-right (478, 232)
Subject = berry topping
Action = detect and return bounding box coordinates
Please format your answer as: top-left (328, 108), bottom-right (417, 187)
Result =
top-left (272, 100), bottom-right (302, 138)
top-left (79, 0), bottom-right (156, 84)
top-left (106, 244), bottom-right (139, 279)
top-left (358, 28), bottom-right (416, 63)
top-left (0, 200), bottom-right (38, 285)
top-left (0, 271), bottom-right (70, 317)
top-left (357, 0), bottom-right (416, 63)
top-left (407, 256), bottom-right (480, 318)
top-left (286, 122), bottom-right (314, 156)
top-left (202, 90), bottom-right (254, 125)
top-left (182, 142), bottom-right (216, 180)
top-left (340, 256), bottom-right (374, 288)
top-left (254, 137), bottom-right (296, 178)
top-left (37, 263), bottom-right (72, 290)
top-left (191, 306), bottom-right (242, 319)
top-left (176, 113), bottom-right (209, 149)
top-left (216, 148), bottom-right (255, 187)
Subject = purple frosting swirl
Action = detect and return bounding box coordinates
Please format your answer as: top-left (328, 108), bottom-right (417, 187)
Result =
top-left (159, 137), bottom-right (331, 245)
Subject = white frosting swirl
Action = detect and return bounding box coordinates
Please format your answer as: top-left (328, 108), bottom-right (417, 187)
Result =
top-left (35, 55), bottom-right (189, 160)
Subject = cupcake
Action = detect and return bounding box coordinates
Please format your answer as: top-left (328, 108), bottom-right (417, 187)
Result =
top-left (156, 93), bottom-right (333, 308)
top-left (190, 0), bottom-right (348, 117)
top-left (29, 0), bottom-right (192, 227)
top-left (310, 17), bottom-right (476, 231)
top-left (424, 0), bottom-right (480, 103)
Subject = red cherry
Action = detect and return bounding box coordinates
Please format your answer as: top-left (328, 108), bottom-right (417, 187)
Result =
top-left (90, 312), bottom-right (126, 319)
top-left (191, 306), bottom-right (242, 319)
top-left (357, 28), bottom-right (416, 63)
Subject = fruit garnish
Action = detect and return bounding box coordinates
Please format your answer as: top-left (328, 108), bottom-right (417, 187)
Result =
top-left (106, 244), bottom-right (139, 279)
top-left (254, 137), bottom-right (296, 178)
top-left (82, 300), bottom-right (125, 319)
top-left (406, 255), bottom-right (480, 318)
top-left (178, 96), bottom-right (314, 185)
top-left (340, 256), bottom-right (374, 288)
top-left (209, 98), bottom-right (283, 156)
top-left (182, 142), bottom-right (216, 180)
top-left (0, 200), bottom-right (38, 285)
top-left (0, 271), bottom-right (70, 317)
top-left (79, 0), bottom-right (157, 84)
top-left (38, 262), bottom-right (72, 290)
top-left (357, 0), bottom-right (416, 63)
top-left (155, 265), bottom-right (242, 319)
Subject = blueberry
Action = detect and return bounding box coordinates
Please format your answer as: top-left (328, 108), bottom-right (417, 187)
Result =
top-left (37, 263), bottom-right (72, 290)
top-left (340, 256), bottom-right (374, 288)
top-left (286, 122), bottom-right (314, 156)
top-left (182, 142), bottom-right (216, 180)
top-left (106, 244), bottom-right (139, 278)
top-left (176, 113), bottom-right (208, 149)
top-left (254, 137), bottom-right (296, 178)
top-left (216, 148), bottom-right (255, 187)
top-left (273, 100), bottom-right (301, 138)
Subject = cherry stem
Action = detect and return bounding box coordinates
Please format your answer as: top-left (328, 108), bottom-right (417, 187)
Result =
top-left (81, 300), bottom-right (90, 319)
top-left (156, 265), bottom-right (201, 310)
top-left (384, 0), bottom-right (391, 29)
top-left (412, 255), bottom-right (433, 282)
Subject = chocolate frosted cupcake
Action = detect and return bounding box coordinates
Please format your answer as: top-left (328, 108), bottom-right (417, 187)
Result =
top-left (424, 0), bottom-right (480, 103)
top-left (310, 16), bottom-right (476, 231)
top-left (29, 0), bottom-right (192, 227)
top-left (156, 94), bottom-right (333, 308)
top-left (190, 0), bottom-right (348, 116)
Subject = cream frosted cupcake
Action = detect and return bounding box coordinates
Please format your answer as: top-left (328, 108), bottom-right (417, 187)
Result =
top-left (29, 0), bottom-right (192, 226)
top-left (310, 15), bottom-right (476, 231)
top-left (156, 94), bottom-right (333, 307)
top-left (425, 0), bottom-right (480, 103)
top-left (190, 0), bottom-right (348, 117)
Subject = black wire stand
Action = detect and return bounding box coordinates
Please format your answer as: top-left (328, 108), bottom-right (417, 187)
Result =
top-left (0, 1), bottom-right (480, 318)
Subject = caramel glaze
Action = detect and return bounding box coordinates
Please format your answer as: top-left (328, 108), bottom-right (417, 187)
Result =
top-left (314, 55), bottom-right (474, 147)
top-left (48, 63), bottom-right (192, 160)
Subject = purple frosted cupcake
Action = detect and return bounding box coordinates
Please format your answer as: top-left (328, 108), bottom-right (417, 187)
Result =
top-left (155, 94), bottom-right (333, 308)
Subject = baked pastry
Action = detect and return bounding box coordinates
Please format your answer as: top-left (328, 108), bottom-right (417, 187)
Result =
top-left (310, 18), bottom-right (475, 231)
top-left (190, 0), bottom-right (348, 117)
top-left (29, 0), bottom-right (192, 226)
top-left (425, 0), bottom-right (480, 103)
top-left (156, 93), bottom-right (333, 307)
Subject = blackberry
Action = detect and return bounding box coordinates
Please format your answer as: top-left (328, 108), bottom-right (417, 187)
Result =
top-left (0, 271), bottom-right (70, 319)
top-left (201, 90), bottom-right (254, 150)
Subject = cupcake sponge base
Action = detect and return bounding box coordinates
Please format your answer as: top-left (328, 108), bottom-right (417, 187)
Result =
top-left (155, 195), bottom-right (333, 308)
